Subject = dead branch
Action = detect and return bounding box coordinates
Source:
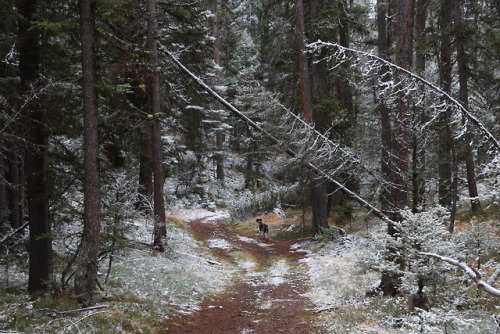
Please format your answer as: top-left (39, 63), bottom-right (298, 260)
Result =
top-left (419, 252), bottom-right (500, 298)
top-left (174, 250), bottom-right (222, 265)
top-left (160, 44), bottom-right (394, 226)
top-left (38, 305), bottom-right (108, 315)
top-left (0, 222), bottom-right (29, 246)
top-left (309, 41), bottom-right (500, 151)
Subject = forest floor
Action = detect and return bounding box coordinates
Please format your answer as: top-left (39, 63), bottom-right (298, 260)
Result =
top-left (163, 215), bottom-right (324, 333)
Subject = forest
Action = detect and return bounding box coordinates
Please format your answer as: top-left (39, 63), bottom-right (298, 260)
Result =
top-left (0, 0), bottom-right (499, 332)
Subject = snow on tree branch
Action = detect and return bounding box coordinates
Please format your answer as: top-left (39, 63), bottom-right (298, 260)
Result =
top-left (419, 252), bottom-right (500, 299)
top-left (161, 43), bottom-right (394, 225)
top-left (308, 41), bottom-right (500, 151)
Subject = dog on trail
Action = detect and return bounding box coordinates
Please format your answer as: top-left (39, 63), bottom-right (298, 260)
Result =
top-left (256, 218), bottom-right (268, 239)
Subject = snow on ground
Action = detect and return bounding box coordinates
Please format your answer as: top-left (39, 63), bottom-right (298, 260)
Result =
top-left (109, 216), bottom-right (233, 315)
top-left (166, 208), bottom-right (230, 223)
top-left (296, 234), bottom-right (377, 310)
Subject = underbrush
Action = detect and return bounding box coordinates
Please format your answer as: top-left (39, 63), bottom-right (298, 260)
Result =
top-left (297, 207), bottom-right (500, 334)
top-left (0, 217), bottom-right (232, 333)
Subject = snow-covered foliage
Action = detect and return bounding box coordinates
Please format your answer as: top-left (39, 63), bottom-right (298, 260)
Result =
top-left (109, 219), bottom-right (231, 311)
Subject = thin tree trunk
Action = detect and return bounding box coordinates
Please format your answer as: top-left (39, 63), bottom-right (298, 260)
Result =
top-left (138, 126), bottom-right (153, 213)
top-left (211, 0), bottom-right (225, 183)
top-left (411, 0), bottom-right (429, 212)
top-left (0, 153), bottom-right (7, 231)
top-left (295, 0), bottom-right (313, 124)
top-left (74, 0), bottom-right (101, 305)
top-left (437, 0), bottom-right (455, 209)
top-left (146, 0), bottom-right (166, 251)
top-left (17, 0), bottom-right (53, 293)
top-left (454, 3), bottom-right (480, 213)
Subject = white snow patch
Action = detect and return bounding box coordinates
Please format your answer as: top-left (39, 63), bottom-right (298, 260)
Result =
top-left (207, 238), bottom-right (233, 249)
top-left (167, 208), bottom-right (229, 223)
top-left (237, 236), bottom-right (257, 243)
top-left (265, 259), bottom-right (291, 286)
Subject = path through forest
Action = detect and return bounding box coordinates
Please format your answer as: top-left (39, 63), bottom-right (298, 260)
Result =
top-left (163, 217), bottom-right (324, 333)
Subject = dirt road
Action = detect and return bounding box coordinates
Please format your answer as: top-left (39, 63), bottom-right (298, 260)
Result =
top-left (164, 218), bottom-right (323, 333)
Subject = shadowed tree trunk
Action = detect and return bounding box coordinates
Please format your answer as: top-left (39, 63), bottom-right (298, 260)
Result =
top-left (295, 0), bottom-right (313, 125)
top-left (411, 0), bottom-right (429, 212)
top-left (74, 0), bottom-right (101, 305)
top-left (296, 0), bottom-right (327, 237)
top-left (211, 0), bottom-right (225, 183)
top-left (146, 0), bottom-right (166, 251)
top-left (376, 0), bottom-right (414, 297)
top-left (454, 3), bottom-right (480, 214)
top-left (436, 0), bottom-right (455, 209)
top-left (17, 0), bottom-right (53, 292)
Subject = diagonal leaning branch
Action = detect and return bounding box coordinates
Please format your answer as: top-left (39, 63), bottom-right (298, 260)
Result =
top-left (160, 44), bottom-right (394, 225)
top-left (419, 252), bottom-right (500, 299)
top-left (308, 41), bottom-right (500, 151)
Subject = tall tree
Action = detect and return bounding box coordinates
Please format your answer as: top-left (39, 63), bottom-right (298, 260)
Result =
top-left (211, 0), bottom-right (225, 183)
top-left (454, 2), bottom-right (480, 214)
top-left (146, 0), bottom-right (166, 251)
top-left (411, 0), bottom-right (429, 212)
top-left (74, 0), bottom-right (101, 305)
top-left (436, 0), bottom-right (455, 209)
top-left (376, 0), bottom-right (414, 296)
top-left (17, 0), bottom-right (53, 292)
top-left (295, 0), bottom-right (328, 237)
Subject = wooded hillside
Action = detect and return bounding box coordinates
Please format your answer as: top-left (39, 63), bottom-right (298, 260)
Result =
top-left (0, 0), bottom-right (498, 332)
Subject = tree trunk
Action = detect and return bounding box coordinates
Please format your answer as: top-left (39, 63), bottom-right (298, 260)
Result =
top-left (146, 0), bottom-right (166, 251)
top-left (138, 126), bottom-right (154, 213)
top-left (454, 3), bottom-right (480, 213)
top-left (211, 0), bottom-right (225, 183)
top-left (376, 0), bottom-right (414, 296)
top-left (437, 0), bottom-right (455, 209)
top-left (0, 153), bottom-right (7, 231)
top-left (411, 0), bottom-right (429, 212)
top-left (17, 0), bottom-right (53, 293)
top-left (295, 0), bottom-right (313, 124)
top-left (392, 0), bottom-right (413, 219)
top-left (74, 0), bottom-right (101, 305)
top-left (377, 0), bottom-right (393, 217)
top-left (296, 0), bottom-right (327, 237)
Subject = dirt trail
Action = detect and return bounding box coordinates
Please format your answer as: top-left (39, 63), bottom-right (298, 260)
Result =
top-left (164, 219), bottom-right (323, 333)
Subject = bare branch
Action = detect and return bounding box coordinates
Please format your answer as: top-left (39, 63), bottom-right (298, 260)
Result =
top-left (419, 252), bottom-right (500, 298)
top-left (308, 41), bottom-right (500, 151)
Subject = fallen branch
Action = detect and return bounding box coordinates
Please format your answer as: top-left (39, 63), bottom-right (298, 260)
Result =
top-left (419, 252), bottom-right (500, 298)
top-left (38, 305), bottom-right (108, 315)
top-left (160, 44), bottom-right (394, 226)
top-left (174, 250), bottom-right (222, 265)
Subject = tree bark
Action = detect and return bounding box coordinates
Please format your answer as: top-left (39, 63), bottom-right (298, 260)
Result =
top-left (74, 0), bottom-right (101, 305)
top-left (454, 3), bottom-right (480, 213)
top-left (296, 0), bottom-right (327, 237)
top-left (211, 0), bottom-right (225, 183)
top-left (295, 0), bottom-right (313, 124)
top-left (146, 0), bottom-right (166, 251)
top-left (138, 125), bottom-right (154, 213)
top-left (411, 0), bottom-right (429, 212)
top-left (437, 0), bottom-right (455, 209)
top-left (17, 0), bottom-right (53, 293)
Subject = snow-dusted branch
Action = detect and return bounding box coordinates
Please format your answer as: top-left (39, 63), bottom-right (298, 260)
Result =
top-left (308, 41), bottom-right (500, 151)
top-left (419, 252), bottom-right (500, 298)
top-left (0, 221), bottom-right (29, 246)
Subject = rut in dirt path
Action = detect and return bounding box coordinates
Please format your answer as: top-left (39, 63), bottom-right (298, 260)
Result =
top-left (164, 218), bottom-right (323, 334)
